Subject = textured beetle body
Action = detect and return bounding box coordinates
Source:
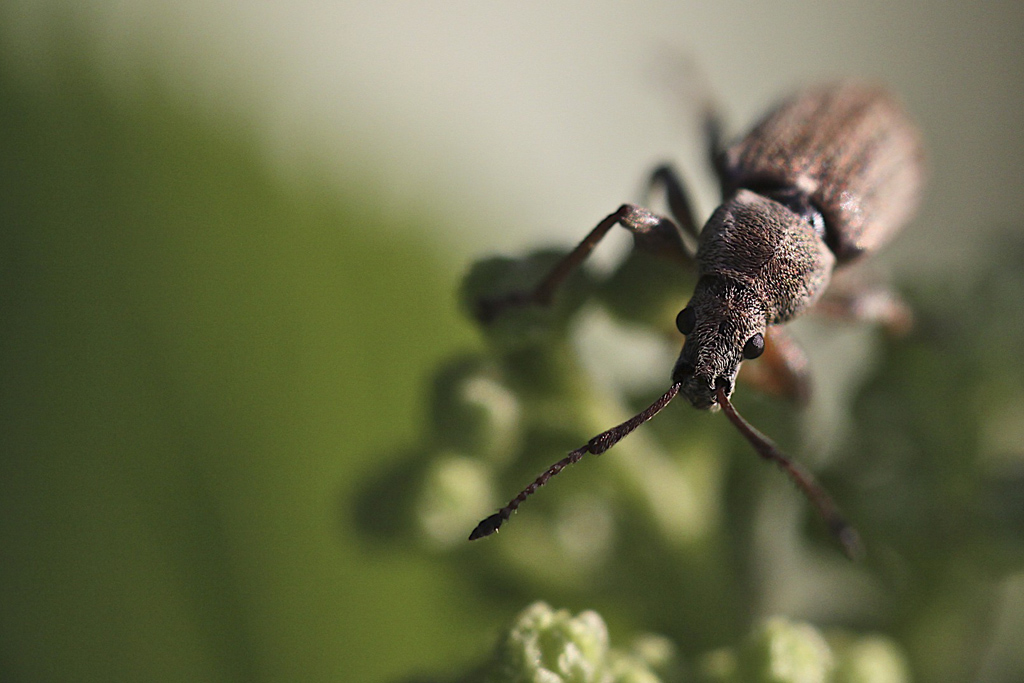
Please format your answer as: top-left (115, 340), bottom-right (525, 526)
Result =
top-left (722, 83), bottom-right (925, 262)
top-left (674, 190), bottom-right (836, 408)
top-left (470, 81), bottom-right (925, 552)
top-left (673, 83), bottom-right (925, 409)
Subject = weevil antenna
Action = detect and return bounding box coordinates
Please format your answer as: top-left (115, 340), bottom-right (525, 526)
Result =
top-left (469, 382), bottom-right (683, 540)
top-left (715, 386), bottom-right (863, 560)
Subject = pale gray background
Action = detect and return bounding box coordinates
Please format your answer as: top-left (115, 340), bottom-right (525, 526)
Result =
top-left (5, 0), bottom-right (1021, 274)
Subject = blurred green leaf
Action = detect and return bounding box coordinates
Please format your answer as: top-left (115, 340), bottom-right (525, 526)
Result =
top-left (0, 32), bottom-right (483, 683)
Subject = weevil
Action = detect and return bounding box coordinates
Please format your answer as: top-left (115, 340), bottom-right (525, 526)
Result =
top-left (470, 82), bottom-right (925, 558)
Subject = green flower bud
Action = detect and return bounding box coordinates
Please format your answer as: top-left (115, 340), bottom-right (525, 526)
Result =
top-left (430, 356), bottom-right (521, 462)
top-left (831, 635), bottom-right (910, 683)
top-left (416, 453), bottom-right (493, 548)
top-left (483, 602), bottom-right (665, 683)
top-left (697, 621), bottom-right (911, 683)
top-left (460, 252), bottom-right (592, 348)
top-left (735, 617), bottom-right (834, 683)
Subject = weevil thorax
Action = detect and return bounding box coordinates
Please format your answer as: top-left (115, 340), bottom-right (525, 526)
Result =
top-left (672, 189), bottom-right (836, 409)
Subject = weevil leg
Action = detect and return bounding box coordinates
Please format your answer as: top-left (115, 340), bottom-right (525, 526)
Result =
top-left (737, 326), bottom-right (813, 404)
top-left (703, 104), bottom-right (733, 195)
top-left (646, 164), bottom-right (701, 245)
top-left (814, 269), bottom-right (914, 336)
top-left (476, 204), bottom-right (687, 323)
top-left (648, 115), bottom-right (732, 210)
top-left (651, 52), bottom-right (730, 195)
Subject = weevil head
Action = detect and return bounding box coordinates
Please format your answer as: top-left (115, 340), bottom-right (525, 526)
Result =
top-left (671, 276), bottom-right (767, 410)
top-left (671, 189), bottom-right (835, 409)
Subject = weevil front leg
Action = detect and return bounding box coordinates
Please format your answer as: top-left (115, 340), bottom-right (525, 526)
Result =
top-left (738, 277), bottom-right (913, 404)
top-left (476, 204), bottom-right (689, 323)
top-left (814, 269), bottom-right (914, 336)
top-left (646, 164), bottom-right (702, 245)
top-left (737, 326), bottom-right (813, 404)
top-left (702, 104), bottom-right (735, 196)
top-left (652, 54), bottom-right (731, 197)
top-left (643, 100), bottom-right (732, 235)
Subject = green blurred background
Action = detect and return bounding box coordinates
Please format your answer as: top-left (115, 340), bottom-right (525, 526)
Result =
top-left (1, 2), bottom-right (1022, 683)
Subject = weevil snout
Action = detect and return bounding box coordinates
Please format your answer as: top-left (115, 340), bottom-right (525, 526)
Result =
top-left (672, 355), bottom-right (738, 410)
top-left (671, 357), bottom-right (728, 410)
top-left (671, 276), bottom-right (767, 410)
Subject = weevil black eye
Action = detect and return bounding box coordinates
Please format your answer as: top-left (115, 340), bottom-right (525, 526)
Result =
top-left (676, 307), bottom-right (696, 335)
top-left (742, 333), bottom-right (765, 359)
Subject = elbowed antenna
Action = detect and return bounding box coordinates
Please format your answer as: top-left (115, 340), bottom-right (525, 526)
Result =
top-left (468, 381), bottom-right (861, 560)
top-left (469, 382), bottom-right (683, 540)
top-left (715, 386), bottom-right (863, 560)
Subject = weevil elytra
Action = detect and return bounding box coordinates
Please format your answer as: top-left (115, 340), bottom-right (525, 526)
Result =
top-left (470, 82), bottom-right (925, 558)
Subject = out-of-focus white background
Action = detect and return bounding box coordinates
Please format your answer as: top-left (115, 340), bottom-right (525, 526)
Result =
top-left (6, 1), bottom-right (1021, 268)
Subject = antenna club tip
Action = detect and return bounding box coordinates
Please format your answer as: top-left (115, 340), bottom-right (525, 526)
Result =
top-left (469, 512), bottom-right (506, 540)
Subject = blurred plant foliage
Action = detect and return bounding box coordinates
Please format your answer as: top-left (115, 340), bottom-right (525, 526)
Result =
top-left (471, 601), bottom-right (910, 683)
top-left (362, 222), bottom-right (1024, 681)
top-left (0, 30), bottom-right (480, 683)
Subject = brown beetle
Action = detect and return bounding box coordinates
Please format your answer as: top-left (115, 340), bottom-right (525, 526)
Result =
top-left (470, 82), bottom-right (925, 558)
